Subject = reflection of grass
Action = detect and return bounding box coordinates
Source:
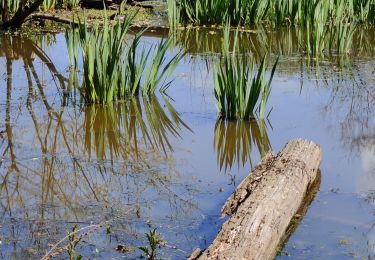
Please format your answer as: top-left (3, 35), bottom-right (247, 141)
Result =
top-left (171, 23), bottom-right (359, 60)
top-left (83, 95), bottom-right (191, 160)
top-left (214, 119), bottom-right (271, 171)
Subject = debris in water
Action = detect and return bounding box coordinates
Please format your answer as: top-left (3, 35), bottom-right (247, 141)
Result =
top-left (115, 244), bottom-right (130, 253)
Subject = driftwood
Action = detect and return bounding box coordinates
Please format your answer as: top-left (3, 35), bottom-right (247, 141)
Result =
top-left (28, 13), bottom-right (79, 26)
top-left (191, 139), bottom-right (321, 260)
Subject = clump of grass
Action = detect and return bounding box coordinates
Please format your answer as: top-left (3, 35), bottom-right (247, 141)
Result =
top-left (125, 35), bottom-right (185, 96)
top-left (78, 16), bottom-right (132, 104)
top-left (74, 15), bottom-right (184, 104)
top-left (213, 24), bottom-right (278, 120)
top-left (214, 54), bottom-right (278, 119)
top-left (169, 0), bottom-right (375, 26)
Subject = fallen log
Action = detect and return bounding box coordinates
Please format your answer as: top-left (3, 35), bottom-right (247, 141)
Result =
top-left (191, 139), bottom-right (321, 260)
top-left (28, 13), bottom-right (79, 26)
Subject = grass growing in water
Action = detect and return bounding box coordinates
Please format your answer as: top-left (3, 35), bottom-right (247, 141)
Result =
top-left (138, 228), bottom-right (162, 260)
top-left (169, 0), bottom-right (375, 26)
top-left (75, 16), bottom-right (185, 104)
top-left (214, 54), bottom-right (278, 120)
top-left (213, 26), bottom-right (278, 119)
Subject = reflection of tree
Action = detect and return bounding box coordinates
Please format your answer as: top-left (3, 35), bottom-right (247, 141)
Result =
top-left (0, 34), bottom-right (197, 259)
top-left (214, 119), bottom-right (271, 172)
top-left (319, 60), bottom-right (375, 154)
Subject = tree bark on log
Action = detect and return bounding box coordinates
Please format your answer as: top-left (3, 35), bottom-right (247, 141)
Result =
top-left (192, 139), bottom-right (321, 260)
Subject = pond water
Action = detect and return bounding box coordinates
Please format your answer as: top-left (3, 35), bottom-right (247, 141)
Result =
top-left (0, 27), bottom-right (375, 259)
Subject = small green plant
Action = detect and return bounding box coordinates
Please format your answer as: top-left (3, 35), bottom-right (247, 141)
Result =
top-left (138, 228), bottom-right (161, 260)
top-left (66, 225), bottom-right (83, 260)
top-left (6, 0), bottom-right (20, 12)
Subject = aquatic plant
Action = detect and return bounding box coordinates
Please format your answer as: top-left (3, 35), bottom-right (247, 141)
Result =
top-left (211, 24), bottom-right (277, 119)
top-left (170, 0), bottom-right (375, 26)
top-left (6, 0), bottom-right (19, 12)
top-left (214, 54), bottom-right (277, 119)
top-left (124, 35), bottom-right (185, 96)
top-left (77, 16), bottom-right (132, 104)
top-left (66, 225), bottom-right (83, 260)
top-left (329, 22), bottom-right (357, 54)
top-left (141, 39), bottom-right (185, 95)
top-left (139, 228), bottom-right (161, 260)
top-left (75, 16), bottom-right (184, 104)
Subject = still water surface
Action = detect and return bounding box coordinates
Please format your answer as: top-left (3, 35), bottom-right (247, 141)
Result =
top-left (0, 28), bottom-right (375, 259)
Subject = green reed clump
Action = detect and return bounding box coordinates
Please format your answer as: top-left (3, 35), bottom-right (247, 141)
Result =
top-left (141, 39), bottom-right (185, 95)
top-left (169, 0), bottom-right (375, 26)
top-left (78, 17), bottom-right (132, 104)
top-left (74, 15), bottom-right (184, 104)
top-left (213, 23), bottom-right (278, 120)
top-left (214, 54), bottom-right (278, 119)
top-left (4, 0), bottom-right (19, 12)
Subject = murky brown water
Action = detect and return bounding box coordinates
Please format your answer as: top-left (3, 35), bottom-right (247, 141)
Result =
top-left (1, 27), bottom-right (375, 259)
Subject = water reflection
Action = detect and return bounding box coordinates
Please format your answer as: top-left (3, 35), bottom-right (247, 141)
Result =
top-left (84, 96), bottom-right (192, 161)
top-left (214, 119), bottom-right (271, 172)
top-left (171, 26), bottom-right (375, 59)
top-left (0, 33), bottom-right (198, 259)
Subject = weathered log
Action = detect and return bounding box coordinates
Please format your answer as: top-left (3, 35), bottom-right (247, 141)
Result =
top-left (193, 139), bottom-right (321, 260)
top-left (28, 13), bottom-right (79, 26)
